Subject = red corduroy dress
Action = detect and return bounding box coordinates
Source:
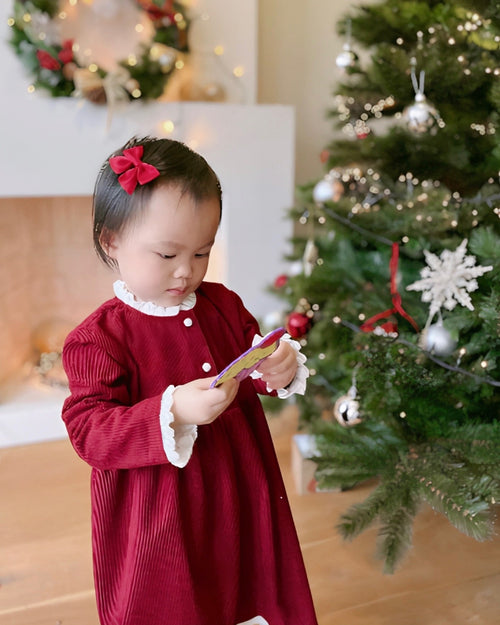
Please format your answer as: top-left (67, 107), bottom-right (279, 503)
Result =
top-left (62, 281), bottom-right (318, 625)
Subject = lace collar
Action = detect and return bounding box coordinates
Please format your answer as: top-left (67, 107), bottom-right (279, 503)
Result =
top-left (113, 281), bottom-right (196, 317)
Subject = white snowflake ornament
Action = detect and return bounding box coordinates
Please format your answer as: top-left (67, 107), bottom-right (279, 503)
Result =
top-left (406, 239), bottom-right (493, 319)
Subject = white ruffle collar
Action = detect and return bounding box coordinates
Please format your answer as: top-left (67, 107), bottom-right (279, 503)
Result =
top-left (113, 280), bottom-right (196, 317)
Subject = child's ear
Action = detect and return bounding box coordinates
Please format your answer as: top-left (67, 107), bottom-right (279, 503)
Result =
top-left (100, 229), bottom-right (118, 260)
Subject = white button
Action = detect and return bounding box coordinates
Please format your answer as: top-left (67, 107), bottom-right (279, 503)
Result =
top-left (183, 318), bottom-right (193, 327)
top-left (202, 362), bottom-right (212, 372)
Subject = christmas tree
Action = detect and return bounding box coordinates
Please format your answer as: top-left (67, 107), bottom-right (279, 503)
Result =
top-left (273, 0), bottom-right (500, 573)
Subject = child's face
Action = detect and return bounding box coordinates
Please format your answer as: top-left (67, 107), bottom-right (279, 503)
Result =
top-left (106, 184), bottom-right (221, 308)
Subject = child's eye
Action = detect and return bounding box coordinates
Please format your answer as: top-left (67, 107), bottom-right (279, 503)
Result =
top-left (158, 253), bottom-right (175, 259)
top-left (195, 252), bottom-right (210, 258)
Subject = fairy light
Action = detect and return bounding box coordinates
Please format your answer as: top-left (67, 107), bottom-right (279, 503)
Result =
top-left (480, 360), bottom-right (488, 369)
top-left (135, 23), bottom-right (144, 33)
top-left (88, 63), bottom-right (98, 73)
top-left (214, 45), bottom-right (224, 56)
top-left (400, 412), bottom-right (407, 418)
top-left (23, 12), bottom-right (32, 23)
top-left (131, 88), bottom-right (141, 98)
top-left (175, 59), bottom-right (184, 70)
top-left (162, 120), bottom-right (175, 134)
top-left (233, 65), bottom-right (245, 78)
top-left (332, 316), bottom-right (342, 324)
top-left (27, 84), bottom-right (35, 94)
top-left (127, 54), bottom-right (138, 67)
top-left (174, 13), bottom-right (187, 30)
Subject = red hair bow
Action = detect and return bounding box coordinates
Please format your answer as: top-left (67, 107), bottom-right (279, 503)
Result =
top-left (109, 146), bottom-right (160, 194)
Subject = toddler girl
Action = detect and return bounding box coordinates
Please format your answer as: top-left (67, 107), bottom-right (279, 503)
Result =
top-left (62, 136), bottom-right (318, 625)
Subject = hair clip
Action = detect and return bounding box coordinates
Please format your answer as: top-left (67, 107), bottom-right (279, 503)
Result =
top-left (109, 145), bottom-right (160, 194)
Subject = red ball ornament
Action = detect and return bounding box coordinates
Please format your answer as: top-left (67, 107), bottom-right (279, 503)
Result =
top-left (286, 312), bottom-right (312, 339)
top-left (274, 274), bottom-right (288, 289)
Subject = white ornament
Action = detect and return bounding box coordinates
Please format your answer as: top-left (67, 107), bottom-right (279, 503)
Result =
top-left (288, 260), bottom-right (304, 277)
top-left (421, 321), bottom-right (457, 357)
top-left (313, 179), bottom-right (335, 203)
top-left (303, 239), bottom-right (318, 277)
top-left (406, 239), bottom-right (493, 319)
top-left (313, 174), bottom-right (344, 204)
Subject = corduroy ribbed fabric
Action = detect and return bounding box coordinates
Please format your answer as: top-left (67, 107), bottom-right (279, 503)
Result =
top-left (62, 282), bottom-right (318, 625)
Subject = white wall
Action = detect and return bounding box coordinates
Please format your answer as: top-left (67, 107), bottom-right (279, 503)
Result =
top-left (258, 0), bottom-right (359, 184)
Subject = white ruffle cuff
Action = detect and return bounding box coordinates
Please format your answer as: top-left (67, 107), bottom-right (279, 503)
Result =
top-left (250, 332), bottom-right (309, 398)
top-left (160, 385), bottom-right (198, 468)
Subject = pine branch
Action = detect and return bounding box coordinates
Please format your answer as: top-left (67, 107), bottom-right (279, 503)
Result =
top-left (336, 482), bottom-right (389, 539)
top-left (376, 491), bottom-right (420, 574)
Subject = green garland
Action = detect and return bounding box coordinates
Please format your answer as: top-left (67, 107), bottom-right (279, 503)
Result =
top-left (8, 0), bottom-right (190, 103)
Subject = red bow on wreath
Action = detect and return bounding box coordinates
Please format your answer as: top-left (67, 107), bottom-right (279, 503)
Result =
top-left (109, 146), bottom-right (160, 194)
top-left (360, 242), bottom-right (419, 334)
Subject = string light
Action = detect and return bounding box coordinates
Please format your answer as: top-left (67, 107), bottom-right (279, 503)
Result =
top-left (161, 120), bottom-right (175, 134)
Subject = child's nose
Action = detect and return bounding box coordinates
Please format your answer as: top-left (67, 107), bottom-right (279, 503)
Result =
top-left (174, 260), bottom-right (193, 279)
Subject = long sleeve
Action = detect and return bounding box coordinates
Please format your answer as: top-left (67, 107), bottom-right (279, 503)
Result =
top-left (62, 334), bottom-right (168, 470)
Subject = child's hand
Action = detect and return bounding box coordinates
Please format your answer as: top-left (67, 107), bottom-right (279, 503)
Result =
top-left (256, 342), bottom-right (297, 391)
top-left (171, 377), bottom-right (239, 426)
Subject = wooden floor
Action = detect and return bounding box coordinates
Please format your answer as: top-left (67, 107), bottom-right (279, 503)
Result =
top-left (2, 405), bottom-right (500, 625)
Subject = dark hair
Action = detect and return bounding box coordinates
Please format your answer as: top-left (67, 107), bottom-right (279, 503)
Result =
top-left (93, 136), bottom-right (222, 267)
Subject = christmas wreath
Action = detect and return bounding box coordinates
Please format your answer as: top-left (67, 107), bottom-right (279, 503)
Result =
top-left (8, 0), bottom-right (190, 104)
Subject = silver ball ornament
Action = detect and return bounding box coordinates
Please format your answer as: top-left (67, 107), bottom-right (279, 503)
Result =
top-left (422, 322), bottom-right (457, 357)
top-left (335, 44), bottom-right (357, 70)
top-left (403, 93), bottom-right (440, 134)
top-left (333, 394), bottom-right (361, 427)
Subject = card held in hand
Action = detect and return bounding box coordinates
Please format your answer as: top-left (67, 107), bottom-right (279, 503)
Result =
top-left (210, 328), bottom-right (286, 388)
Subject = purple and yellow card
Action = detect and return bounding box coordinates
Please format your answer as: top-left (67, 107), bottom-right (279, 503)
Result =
top-left (210, 328), bottom-right (286, 388)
